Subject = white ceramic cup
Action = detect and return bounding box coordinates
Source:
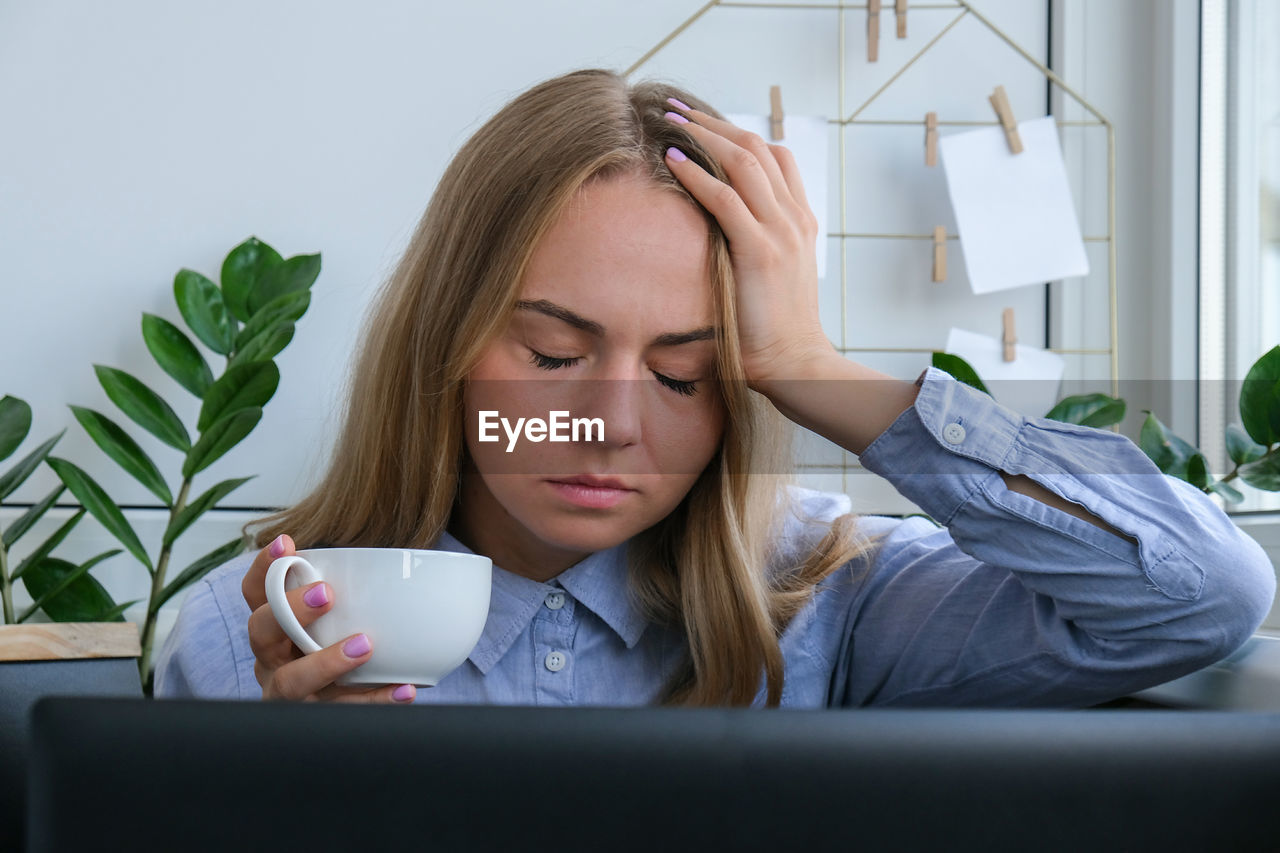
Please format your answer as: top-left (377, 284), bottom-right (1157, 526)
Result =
top-left (265, 548), bottom-right (492, 687)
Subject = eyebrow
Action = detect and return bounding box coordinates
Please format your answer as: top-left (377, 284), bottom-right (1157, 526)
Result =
top-left (515, 299), bottom-right (716, 347)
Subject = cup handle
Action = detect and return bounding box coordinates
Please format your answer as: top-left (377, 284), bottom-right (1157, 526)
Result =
top-left (265, 556), bottom-right (324, 654)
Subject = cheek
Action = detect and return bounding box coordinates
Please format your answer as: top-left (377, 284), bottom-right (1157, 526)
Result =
top-left (463, 349), bottom-right (558, 471)
top-left (650, 394), bottom-right (726, 475)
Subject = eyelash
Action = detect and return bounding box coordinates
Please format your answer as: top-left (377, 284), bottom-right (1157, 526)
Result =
top-left (528, 351), bottom-right (698, 397)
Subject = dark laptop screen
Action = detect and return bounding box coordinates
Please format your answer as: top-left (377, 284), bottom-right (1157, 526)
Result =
top-left (27, 698), bottom-right (1280, 852)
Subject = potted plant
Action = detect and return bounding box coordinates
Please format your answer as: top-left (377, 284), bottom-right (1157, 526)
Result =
top-left (0, 236), bottom-right (319, 688)
top-left (0, 394), bottom-right (143, 853)
top-left (0, 236), bottom-right (319, 849)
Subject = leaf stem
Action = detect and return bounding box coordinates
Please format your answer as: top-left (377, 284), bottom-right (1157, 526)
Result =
top-left (139, 476), bottom-right (192, 692)
top-left (1208, 444), bottom-right (1278, 492)
top-left (0, 539), bottom-right (13, 624)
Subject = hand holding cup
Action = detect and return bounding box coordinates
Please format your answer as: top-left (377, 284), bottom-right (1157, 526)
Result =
top-left (243, 536), bottom-right (492, 702)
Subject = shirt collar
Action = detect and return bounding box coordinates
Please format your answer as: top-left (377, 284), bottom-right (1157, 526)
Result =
top-left (433, 530), bottom-right (650, 675)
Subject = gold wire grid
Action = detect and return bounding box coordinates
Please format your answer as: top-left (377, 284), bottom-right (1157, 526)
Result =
top-left (626, 0), bottom-right (1118, 493)
top-left (624, 0), bottom-right (1118, 390)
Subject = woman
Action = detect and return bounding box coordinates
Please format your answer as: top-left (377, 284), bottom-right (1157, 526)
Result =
top-left (156, 69), bottom-right (1275, 707)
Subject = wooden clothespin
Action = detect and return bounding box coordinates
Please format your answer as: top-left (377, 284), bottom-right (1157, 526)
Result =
top-left (896, 0), bottom-right (908, 38)
top-left (925, 112), bottom-right (938, 167)
top-left (1002, 308), bottom-right (1017, 362)
top-left (988, 85), bottom-right (1024, 154)
top-left (868, 0), bottom-right (881, 62)
top-left (932, 226), bottom-right (947, 282)
top-left (769, 85), bottom-right (784, 141)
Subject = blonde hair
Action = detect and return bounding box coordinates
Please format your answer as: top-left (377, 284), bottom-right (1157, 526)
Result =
top-left (251, 68), bottom-right (870, 706)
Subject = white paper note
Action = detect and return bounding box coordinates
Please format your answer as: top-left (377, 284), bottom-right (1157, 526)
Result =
top-left (726, 114), bottom-right (830, 279)
top-left (939, 115), bottom-right (1088, 294)
top-left (945, 327), bottom-right (1065, 417)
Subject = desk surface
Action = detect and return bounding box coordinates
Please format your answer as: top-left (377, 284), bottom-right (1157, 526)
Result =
top-left (1138, 632), bottom-right (1280, 709)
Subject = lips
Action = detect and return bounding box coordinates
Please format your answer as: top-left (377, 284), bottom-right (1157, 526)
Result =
top-left (544, 475), bottom-right (636, 510)
top-left (547, 474), bottom-right (634, 491)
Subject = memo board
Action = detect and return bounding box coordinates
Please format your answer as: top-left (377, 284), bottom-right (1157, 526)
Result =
top-left (624, 0), bottom-right (1117, 504)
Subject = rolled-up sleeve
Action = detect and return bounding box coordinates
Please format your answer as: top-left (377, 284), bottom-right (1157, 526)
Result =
top-left (838, 367), bottom-right (1276, 707)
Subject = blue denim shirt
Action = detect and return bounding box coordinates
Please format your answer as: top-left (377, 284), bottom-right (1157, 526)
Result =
top-left (154, 368), bottom-right (1276, 707)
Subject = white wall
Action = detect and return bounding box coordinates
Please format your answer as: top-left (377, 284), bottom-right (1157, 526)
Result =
top-left (3, 0), bottom-right (1051, 512)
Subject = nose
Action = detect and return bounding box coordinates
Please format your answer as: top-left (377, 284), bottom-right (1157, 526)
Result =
top-left (571, 374), bottom-right (642, 450)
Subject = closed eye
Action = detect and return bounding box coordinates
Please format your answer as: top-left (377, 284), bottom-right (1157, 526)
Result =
top-left (529, 351), bottom-right (581, 370)
top-left (653, 372), bottom-right (697, 397)
top-left (529, 350), bottom-right (697, 397)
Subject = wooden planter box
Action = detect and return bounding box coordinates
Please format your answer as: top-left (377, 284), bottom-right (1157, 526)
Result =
top-left (0, 623), bottom-right (143, 851)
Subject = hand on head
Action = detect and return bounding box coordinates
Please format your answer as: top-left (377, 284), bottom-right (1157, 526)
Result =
top-left (242, 535), bottom-right (417, 703)
top-left (662, 100), bottom-right (833, 386)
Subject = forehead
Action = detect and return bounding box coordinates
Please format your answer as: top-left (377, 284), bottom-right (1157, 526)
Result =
top-left (519, 174), bottom-right (714, 323)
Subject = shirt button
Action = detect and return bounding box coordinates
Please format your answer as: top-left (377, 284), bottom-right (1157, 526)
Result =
top-left (943, 423), bottom-right (966, 444)
top-left (544, 651), bottom-right (567, 672)
top-left (544, 591), bottom-right (565, 610)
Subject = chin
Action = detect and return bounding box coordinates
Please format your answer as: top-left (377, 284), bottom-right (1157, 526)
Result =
top-left (531, 513), bottom-right (650, 556)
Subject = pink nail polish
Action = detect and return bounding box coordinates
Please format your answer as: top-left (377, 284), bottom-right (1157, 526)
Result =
top-left (302, 583), bottom-right (329, 608)
top-left (392, 684), bottom-right (415, 703)
top-left (268, 535), bottom-right (287, 558)
top-left (667, 97), bottom-right (692, 112)
top-left (664, 111), bottom-right (690, 125)
top-left (343, 633), bottom-right (371, 658)
top-left (666, 147), bottom-right (688, 163)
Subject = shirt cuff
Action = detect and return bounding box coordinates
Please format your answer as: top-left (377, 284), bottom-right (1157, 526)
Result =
top-left (857, 366), bottom-right (1022, 524)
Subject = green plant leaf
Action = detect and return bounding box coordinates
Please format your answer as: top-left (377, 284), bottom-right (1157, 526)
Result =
top-left (1226, 423), bottom-right (1267, 466)
top-left (20, 552), bottom-right (121, 623)
top-left (142, 313), bottom-right (214, 397)
top-left (221, 237), bottom-right (283, 323)
top-left (92, 598), bottom-right (142, 622)
top-left (163, 476), bottom-right (253, 549)
top-left (1239, 345), bottom-right (1280, 446)
top-left (155, 537), bottom-right (247, 610)
top-left (1138, 412), bottom-right (1207, 484)
top-left (931, 352), bottom-right (990, 395)
top-left (70, 406), bottom-right (173, 504)
top-left (94, 365), bottom-right (191, 452)
top-left (247, 253), bottom-right (321, 316)
top-left (1045, 393), bottom-right (1126, 428)
top-left (11, 508), bottom-right (85, 581)
top-left (46, 457), bottom-right (153, 572)
top-left (1239, 452), bottom-right (1280, 492)
top-left (1209, 480), bottom-right (1246, 503)
top-left (197, 361), bottom-right (280, 433)
top-left (0, 431), bottom-right (63, 501)
top-left (229, 323), bottom-right (295, 371)
top-left (175, 268), bottom-right (236, 355)
top-left (182, 408), bottom-right (261, 478)
top-left (1186, 452), bottom-right (1211, 490)
top-left (0, 395), bottom-right (32, 463)
top-left (2, 484), bottom-right (64, 548)
top-left (234, 290), bottom-right (310, 354)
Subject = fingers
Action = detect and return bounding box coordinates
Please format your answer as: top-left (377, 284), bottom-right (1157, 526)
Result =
top-left (242, 533), bottom-right (294, 611)
top-left (664, 100), bottom-right (803, 224)
top-left (323, 683), bottom-right (418, 705)
top-left (261, 632), bottom-right (376, 701)
top-left (239, 532), bottom-right (418, 705)
top-left (247, 581), bottom-right (334, 669)
top-left (263, 633), bottom-right (416, 704)
top-left (663, 144), bottom-right (760, 245)
top-left (768, 143), bottom-right (817, 235)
